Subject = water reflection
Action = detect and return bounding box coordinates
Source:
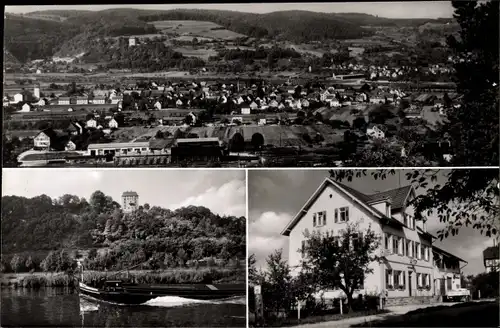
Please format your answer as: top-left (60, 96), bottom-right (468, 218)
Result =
top-left (2, 288), bottom-right (246, 327)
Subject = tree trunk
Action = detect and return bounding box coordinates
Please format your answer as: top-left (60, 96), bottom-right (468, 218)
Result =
top-left (346, 293), bottom-right (354, 313)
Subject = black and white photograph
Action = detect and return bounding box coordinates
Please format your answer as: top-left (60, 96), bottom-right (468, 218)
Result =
top-left (248, 169), bottom-right (499, 327)
top-left (1, 1), bottom-right (499, 328)
top-left (3, 1), bottom-right (497, 168)
top-left (1, 169), bottom-right (247, 327)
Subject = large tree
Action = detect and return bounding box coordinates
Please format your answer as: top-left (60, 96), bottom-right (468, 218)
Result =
top-left (329, 169), bottom-right (499, 240)
top-left (262, 249), bottom-right (294, 316)
top-left (442, 1), bottom-right (499, 166)
top-left (301, 223), bottom-right (380, 312)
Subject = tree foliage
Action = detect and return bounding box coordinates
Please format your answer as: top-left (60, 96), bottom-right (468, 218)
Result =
top-left (1, 193), bottom-right (245, 272)
top-left (441, 1), bottom-right (499, 166)
top-left (301, 223), bottom-right (380, 311)
top-left (329, 169), bottom-right (499, 240)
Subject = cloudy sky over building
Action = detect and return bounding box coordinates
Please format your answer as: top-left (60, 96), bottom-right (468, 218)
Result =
top-left (248, 169), bottom-right (496, 275)
top-left (5, 2), bottom-right (454, 19)
top-left (2, 169), bottom-right (246, 217)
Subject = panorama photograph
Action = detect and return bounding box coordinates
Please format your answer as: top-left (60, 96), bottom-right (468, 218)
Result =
top-left (1, 169), bottom-right (247, 327)
top-left (248, 168), bottom-right (499, 327)
top-left (3, 1), bottom-right (498, 167)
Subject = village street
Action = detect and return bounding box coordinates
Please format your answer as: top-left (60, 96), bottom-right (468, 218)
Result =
top-left (292, 300), bottom-right (497, 328)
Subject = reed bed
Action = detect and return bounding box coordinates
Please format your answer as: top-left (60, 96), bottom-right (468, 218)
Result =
top-left (1, 268), bottom-right (244, 289)
top-left (1, 272), bottom-right (76, 288)
top-left (82, 268), bottom-right (244, 287)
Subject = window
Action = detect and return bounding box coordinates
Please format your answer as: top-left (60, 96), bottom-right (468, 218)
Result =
top-left (353, 233), bottom-right (363, 249)
top-left (424, 246), bottom-right (429, 261)
top-left (386, 269), bottom-right (394, 288)
top-left (424, 274), bottom-right (430, 287)
top-left (417, 273), bottom-right (423, 287)
top-left (392, 236), bottom-right (399, 254)
top-left (339, 207), bottom-right (349, 222)
top-left (317, 211), bottom-right (327, 226)
top-left (313, 213), bottom-right (317, 227)
top-left (358, 277), bottom-right (365, 289)
top-left (394, 270), bottom-right (405, 289)
top-left (416, 243), bottom-right (421, 260)
top-left (421, 245), bottom-right (426, 260)
top-left (301, 240), bottom-right (308, 256)
top-left (407, 240), bottom-right (413, 257)
top-left (385, 233), bottom-right (391, 250)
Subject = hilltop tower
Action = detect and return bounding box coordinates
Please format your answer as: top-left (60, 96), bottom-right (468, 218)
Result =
top-left (122, 191), bottom-right (139, 213)
top-left (34, 83), bottom-right (40, 99)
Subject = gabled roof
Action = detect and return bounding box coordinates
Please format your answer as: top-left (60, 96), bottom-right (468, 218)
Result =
top-left (366, 185), bottom-right (413, 210)
top-left (483, 245), bottom-right (499, 261)
top-left (433, 245), bottom-right (466, 263)
top-left (281, 178), bottom-right (404, 236)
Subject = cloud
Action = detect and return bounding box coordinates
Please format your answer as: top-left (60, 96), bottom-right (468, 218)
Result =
top-left (2, 169), bottom-right (104, 199)
top-left (170, 179), bottom-right (246, 217)
top-left (249, 211), bottom-right (292, 268)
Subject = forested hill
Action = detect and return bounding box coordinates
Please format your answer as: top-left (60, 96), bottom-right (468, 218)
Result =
top-left (1, 192), bottom-right (246, 269)
top-left (5, 8), bottom-right (455, 64)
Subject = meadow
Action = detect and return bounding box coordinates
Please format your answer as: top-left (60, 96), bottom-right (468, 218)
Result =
top-left (152, 20), bottom-right (245, 40)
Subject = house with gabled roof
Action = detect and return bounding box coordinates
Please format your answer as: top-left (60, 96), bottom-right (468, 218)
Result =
top-left (483, 242), bottom-right (499, 273)
top-left (281, 178), bottom-right (449, 302)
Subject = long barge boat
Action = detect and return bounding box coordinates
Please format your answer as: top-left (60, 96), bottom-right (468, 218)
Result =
top-left (78, 280), bottom-right (245, 305)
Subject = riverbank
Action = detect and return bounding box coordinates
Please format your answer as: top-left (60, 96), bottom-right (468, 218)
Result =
top-left (1, 268), bottom-right (245, 288)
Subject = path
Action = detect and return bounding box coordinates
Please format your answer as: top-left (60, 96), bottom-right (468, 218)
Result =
top-left (293, 302), bottom-right (461, 328)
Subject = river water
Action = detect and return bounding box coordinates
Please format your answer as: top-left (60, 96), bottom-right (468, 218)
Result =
top-left (1, 287), bottom-right (246, 327)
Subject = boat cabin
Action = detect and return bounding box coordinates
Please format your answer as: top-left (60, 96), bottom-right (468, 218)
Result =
top-left (103, 280), bottom-right (125, 291)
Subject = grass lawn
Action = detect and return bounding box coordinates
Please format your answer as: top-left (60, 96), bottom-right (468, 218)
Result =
top-left (353, 301), bottom-right (499, 327)
top-left (257, 309), bottom-right (390, 327)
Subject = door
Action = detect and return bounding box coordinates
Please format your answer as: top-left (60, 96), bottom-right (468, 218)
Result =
top-left (440, 279), bottom-right (446, 296)
top-left (408, 271), bottom-right (413, 296)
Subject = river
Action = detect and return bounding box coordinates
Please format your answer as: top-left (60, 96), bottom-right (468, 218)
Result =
top-left (1, 287), bottom-right (246, 327)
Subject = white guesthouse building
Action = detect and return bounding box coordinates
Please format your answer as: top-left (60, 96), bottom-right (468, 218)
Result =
top-left (282, 178), bottom-right (466, 302)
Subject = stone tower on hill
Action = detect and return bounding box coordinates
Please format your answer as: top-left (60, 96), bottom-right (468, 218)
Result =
top-left (122, 191), bottom-right (139, 213)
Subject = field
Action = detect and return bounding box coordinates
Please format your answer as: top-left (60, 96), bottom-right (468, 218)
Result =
top-left (152, 20), bottom-right (246, 40)
top-left (172, 46), bottom-right (218, 60)
top-left (107, 123), bottom-right (346, 147)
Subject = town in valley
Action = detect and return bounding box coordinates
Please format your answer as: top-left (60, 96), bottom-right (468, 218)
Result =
top-left (3, 5), bottom-right (468, 167)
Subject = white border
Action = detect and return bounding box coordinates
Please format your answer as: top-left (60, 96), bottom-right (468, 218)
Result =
top-left (245, 168), bottom-right (250, 328)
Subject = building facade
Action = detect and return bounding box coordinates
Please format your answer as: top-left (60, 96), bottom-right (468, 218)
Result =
top-left (282, 178), bottom-right (464, 301)
top-left (122, 191), bottom-right (139, 213)
top-left (483, 241), bottom-right (500, 273)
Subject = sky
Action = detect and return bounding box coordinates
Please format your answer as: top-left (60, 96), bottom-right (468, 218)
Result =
top-left (2, 169), bottom-right (246, 217)
top-left (248, 169), bottom-right (497, 275)
top-left (5, 2), bottom-right (455, 19)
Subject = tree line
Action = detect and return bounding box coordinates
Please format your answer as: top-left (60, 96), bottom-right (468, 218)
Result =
top-left (1, 191), bottom-right (246, 272)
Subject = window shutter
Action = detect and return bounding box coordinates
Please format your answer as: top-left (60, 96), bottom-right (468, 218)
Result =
top-left (346, 208), bottom-right (349, 221)
top-left (403, 271), bottom-right (406, 287)
top-left (313, 213), bottom-right (316, 227)
top-left (323, 211), bottom-right (327, 226)
top-left (334, 209), bottom-right (338, 223)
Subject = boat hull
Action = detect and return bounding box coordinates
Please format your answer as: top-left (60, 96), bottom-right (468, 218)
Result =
top-left (78, 282), bottom-right (245, 305)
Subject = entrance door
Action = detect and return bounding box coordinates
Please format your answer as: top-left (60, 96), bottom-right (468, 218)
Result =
top-left (408, 271), bottom-right (413, 296)
top-left (440, 279), bottom-right (446, 296)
